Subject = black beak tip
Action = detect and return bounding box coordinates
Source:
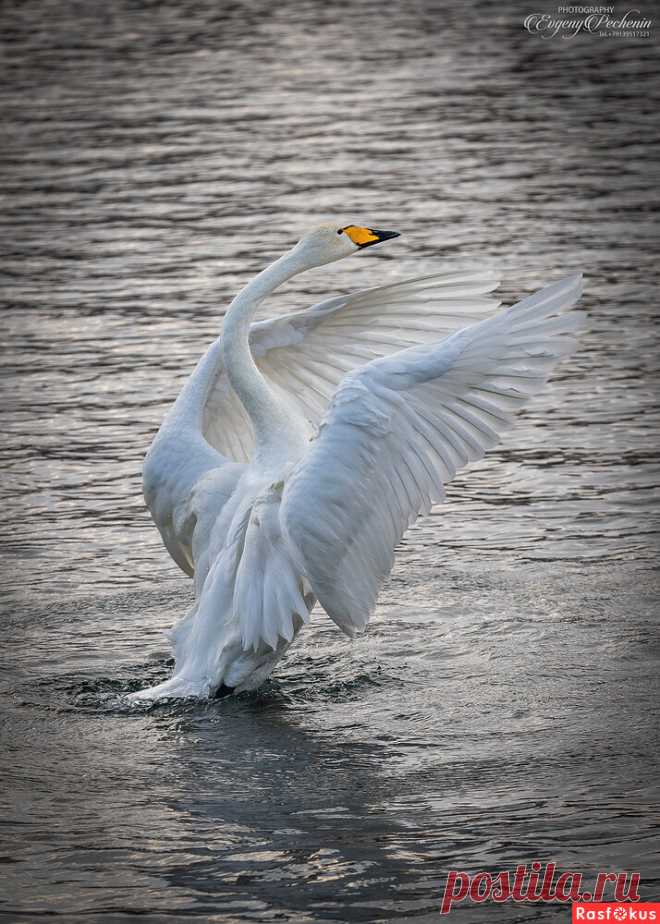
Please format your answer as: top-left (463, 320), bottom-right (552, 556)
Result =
top-left (373, 229), bottom-right (401, 241)
top-left (357, 228), bottom-right (401, 248)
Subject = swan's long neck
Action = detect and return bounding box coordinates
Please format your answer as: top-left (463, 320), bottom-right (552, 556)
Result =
top-left (222, 250), bottom-right (305, 462)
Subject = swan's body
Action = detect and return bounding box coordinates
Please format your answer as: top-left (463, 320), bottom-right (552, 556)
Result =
top-left (130, 225), bottom-right (583, 701)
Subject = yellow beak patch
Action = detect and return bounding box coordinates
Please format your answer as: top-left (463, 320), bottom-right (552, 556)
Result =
top-left (343, 225), bottom-right (380, 246)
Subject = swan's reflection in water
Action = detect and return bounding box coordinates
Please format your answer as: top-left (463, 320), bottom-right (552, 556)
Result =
top-left (8, 573), bottom-right (658, 921)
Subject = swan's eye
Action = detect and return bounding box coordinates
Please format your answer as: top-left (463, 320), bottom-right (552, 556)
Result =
top-left (337, 228), bottom-right (344, 235)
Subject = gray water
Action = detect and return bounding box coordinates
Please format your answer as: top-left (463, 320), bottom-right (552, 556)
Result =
top-left (1, 1), bottom-right (659, 921)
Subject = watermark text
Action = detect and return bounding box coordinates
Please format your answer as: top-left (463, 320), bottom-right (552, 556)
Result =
top-left (440, 863), bottom-right (641, 915)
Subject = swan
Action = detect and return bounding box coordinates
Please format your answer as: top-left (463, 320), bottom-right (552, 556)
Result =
top-left (129, 224), bottom-right (583, 701)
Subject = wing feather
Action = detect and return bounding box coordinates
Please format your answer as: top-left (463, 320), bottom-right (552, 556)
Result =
top-left (280, 274), bottom-right (584, 635)
top-left (201, 270), bottom-right (501, 463)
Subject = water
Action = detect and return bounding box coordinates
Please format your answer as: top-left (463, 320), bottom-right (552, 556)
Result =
top-left (1, 1), bottom-right (659, 921)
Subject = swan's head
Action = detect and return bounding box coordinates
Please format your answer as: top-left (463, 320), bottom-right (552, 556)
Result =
top-left (290, 224), bottom-right (400, 268)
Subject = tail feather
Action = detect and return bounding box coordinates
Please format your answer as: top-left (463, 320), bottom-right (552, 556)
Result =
top-left (234, 491), bottom-right (312, 654)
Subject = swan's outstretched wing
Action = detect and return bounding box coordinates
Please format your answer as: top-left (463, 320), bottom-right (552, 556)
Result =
top-left (280, 275), bottom-right (584, 635)
top-left (203, 271), bottom-right (501, 463)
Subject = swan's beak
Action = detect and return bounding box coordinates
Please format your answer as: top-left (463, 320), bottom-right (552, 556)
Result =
top-left (344, 226), bottom-right (401, 249)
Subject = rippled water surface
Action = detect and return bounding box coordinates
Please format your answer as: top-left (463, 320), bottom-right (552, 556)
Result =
top-left (2, 1), bottom-right (659, 921)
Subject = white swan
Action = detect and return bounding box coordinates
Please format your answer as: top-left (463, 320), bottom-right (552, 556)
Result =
top-left (129, 224), bottom-right (583, 701)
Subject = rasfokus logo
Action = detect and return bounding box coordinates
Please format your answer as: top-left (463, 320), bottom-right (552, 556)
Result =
top-left (573, 904), bottom-right (660, 922)
top-left (523, 6), bottom-right (653, 38)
